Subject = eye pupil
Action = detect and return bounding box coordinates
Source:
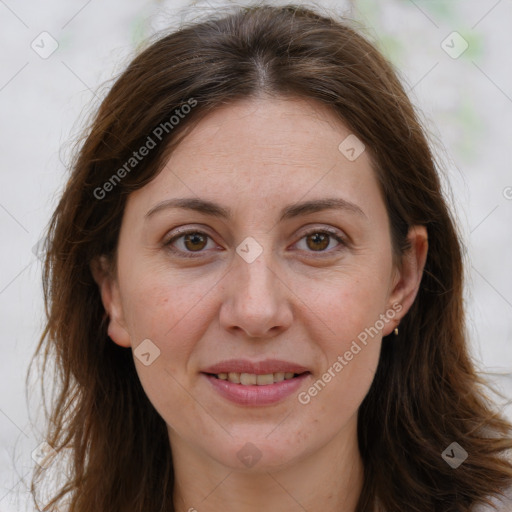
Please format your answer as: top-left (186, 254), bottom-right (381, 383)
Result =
top-left (184, 233), bottom-right (207, 251)
top-left (307, 233), bottom-right (329, 251)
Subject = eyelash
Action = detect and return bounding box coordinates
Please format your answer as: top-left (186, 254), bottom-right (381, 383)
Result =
top-left (163, 227), bottom-right (347, 259)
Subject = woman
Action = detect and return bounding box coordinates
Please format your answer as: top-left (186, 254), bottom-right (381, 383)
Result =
top-left (29, 3), bottom-right (512, 511)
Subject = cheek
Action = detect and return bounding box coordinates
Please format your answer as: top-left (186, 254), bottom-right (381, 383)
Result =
top-left (307, 262), bottom-right (392, 345)
top-left (119, 261), bottom-right (216, 346)
top-left (297, 262), bottom-right (390, 406)
top-left (314, 295), bottom-right (383, 400)
top-left (116, 265), bottom-right (217, 417)
top-left (293, 286), bottom-right (383, 447)
top-left (119, 271), bottom-right (211, 427)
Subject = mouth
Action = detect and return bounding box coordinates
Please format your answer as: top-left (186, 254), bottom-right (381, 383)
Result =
top-left (200, 360), bottom-right (312, 406)
top-left (203, 371), bottom-right (310, 385)
top-left (200, 359), bottom-right (312, 405)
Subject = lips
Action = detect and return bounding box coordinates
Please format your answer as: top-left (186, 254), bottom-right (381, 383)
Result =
top-left (202, 371), bottom-right (310, 406)
top-left (213, 371), bottom-right (299, 385)
top-left (201, 359), bottom-right (311, 405)
top-left (201, 358), bottom-right (310, 375)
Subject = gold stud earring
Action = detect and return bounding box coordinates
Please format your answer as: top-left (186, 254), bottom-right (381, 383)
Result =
top-left (394, 327), bottom-right (399, 336)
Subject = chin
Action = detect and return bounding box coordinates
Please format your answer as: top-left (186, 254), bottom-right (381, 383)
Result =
top-left (199, 431), bottom-right (316, 472)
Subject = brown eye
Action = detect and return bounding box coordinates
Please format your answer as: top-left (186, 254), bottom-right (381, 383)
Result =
top-left (164, 230), bottom-right (216, 258)
top-left (165, 227), bottom-right (346, 259)
top-left (183, 232), bottom-right (208, 252)
top-left (295, 228), bottom-right (346, 255)
top-left (306, 232), bottom-right (330, 251)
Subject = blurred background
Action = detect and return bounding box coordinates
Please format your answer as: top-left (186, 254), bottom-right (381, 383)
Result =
top-left (1, 0), bottom-right (511, 510)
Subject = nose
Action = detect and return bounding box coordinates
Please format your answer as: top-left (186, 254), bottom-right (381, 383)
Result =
top-left (218, 247), bottom-right (293, 339)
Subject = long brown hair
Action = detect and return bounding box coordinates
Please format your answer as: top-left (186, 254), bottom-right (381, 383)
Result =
top-left (29, 3), bottom-right (512, 511)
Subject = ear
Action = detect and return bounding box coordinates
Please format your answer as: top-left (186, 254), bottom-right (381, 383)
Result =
top-left (90, 255), bottom-right (131, 348)
top-left (383, 225), bottom-right (428, 336)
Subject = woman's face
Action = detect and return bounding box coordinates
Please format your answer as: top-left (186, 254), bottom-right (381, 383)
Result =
top-left (95, 96), bottom-right (426, 472)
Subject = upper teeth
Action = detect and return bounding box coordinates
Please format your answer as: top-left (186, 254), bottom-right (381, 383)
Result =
top-left (216, 372), bottom-right (296, 385)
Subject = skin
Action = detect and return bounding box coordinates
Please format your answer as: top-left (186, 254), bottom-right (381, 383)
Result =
top-left (92, 96), bottom-right (428, 512)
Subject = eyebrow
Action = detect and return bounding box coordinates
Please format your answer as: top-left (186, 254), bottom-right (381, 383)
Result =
top-left (145, 196), bottom-right (366, 222)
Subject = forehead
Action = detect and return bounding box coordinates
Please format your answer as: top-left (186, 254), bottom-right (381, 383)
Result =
top-left (171, 96), bottom-right (357, 171)
top-left (127, 96), bottom-right (384, 221)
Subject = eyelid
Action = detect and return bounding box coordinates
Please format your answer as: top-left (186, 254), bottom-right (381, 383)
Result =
top-left (298, 225), bottom-right (344, 239)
